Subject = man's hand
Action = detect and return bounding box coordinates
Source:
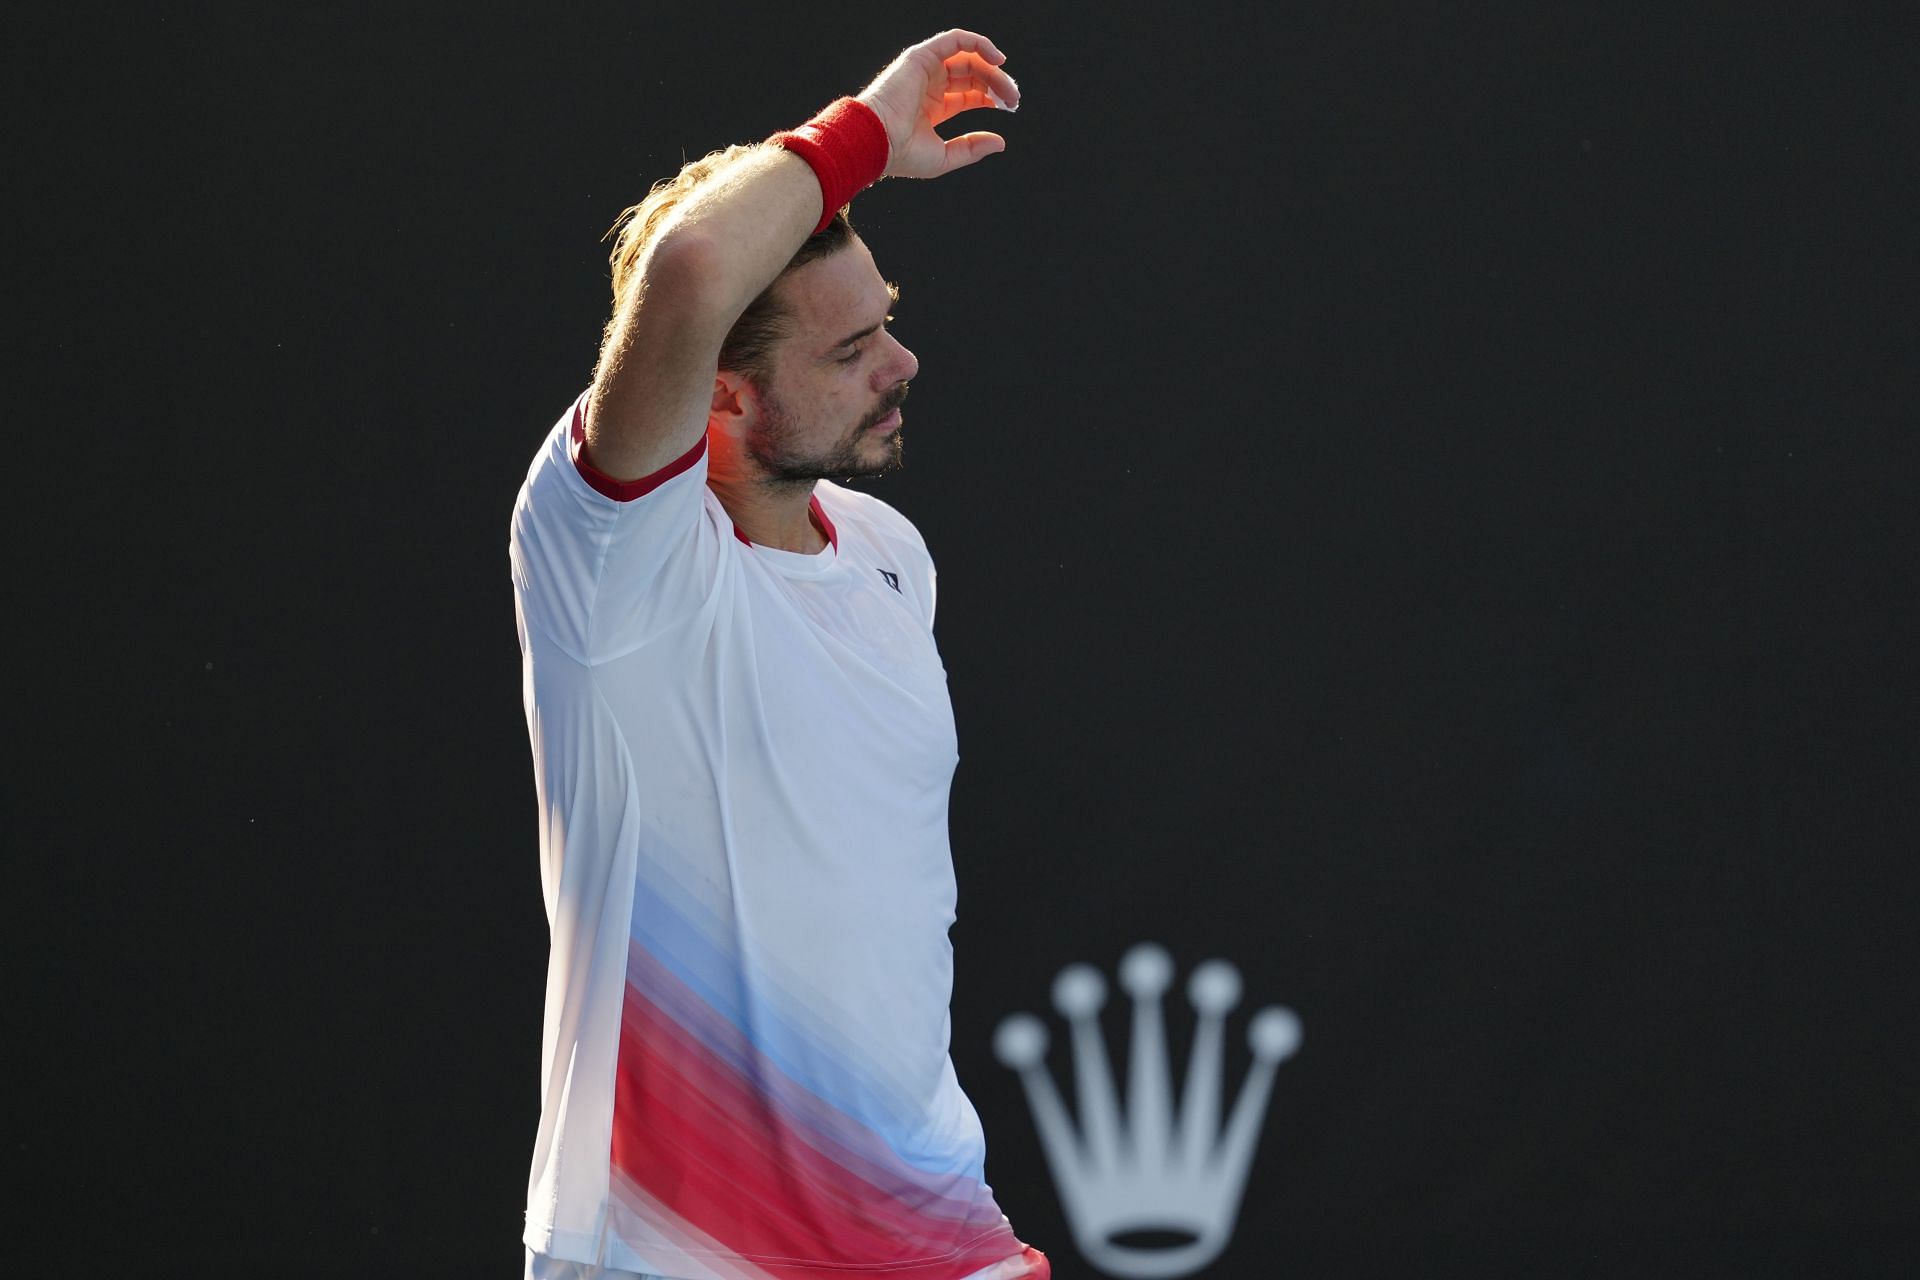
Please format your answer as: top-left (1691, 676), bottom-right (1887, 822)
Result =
top-left (857, 29), bottom-right (1020, 180)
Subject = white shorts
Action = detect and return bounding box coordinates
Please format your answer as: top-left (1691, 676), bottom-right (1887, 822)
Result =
top-left (526, 1251), bottom-right (1041, 1280)
top-left (524, 1251), bottom-right (666, 1280)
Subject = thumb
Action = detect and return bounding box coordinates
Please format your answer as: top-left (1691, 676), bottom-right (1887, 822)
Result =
top-left (937, 131), bottom-right (1007, 174)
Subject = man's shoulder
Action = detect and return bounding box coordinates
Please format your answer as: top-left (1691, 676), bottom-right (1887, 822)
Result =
top-left (814, 481), bottom-right (930, 557)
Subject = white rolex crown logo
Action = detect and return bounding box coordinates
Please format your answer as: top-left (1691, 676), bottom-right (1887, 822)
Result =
top-left (994, 943), bottom-right (1302, 1280)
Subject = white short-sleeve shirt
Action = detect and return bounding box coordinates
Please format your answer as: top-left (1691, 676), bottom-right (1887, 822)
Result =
top-left (509, 395), bottom-right (1041, 1280)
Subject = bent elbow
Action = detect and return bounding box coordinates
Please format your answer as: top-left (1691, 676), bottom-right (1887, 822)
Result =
top-left (641, 227), bottom-right (721, 300)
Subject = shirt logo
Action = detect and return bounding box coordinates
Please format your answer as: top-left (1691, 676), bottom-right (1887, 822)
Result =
top-left (878, 569), bottom-right (901, 593)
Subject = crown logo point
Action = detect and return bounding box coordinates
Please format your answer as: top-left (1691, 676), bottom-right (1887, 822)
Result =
top-left (1052, 962), bottom-right (1109, 1017)
top-left (995, 946), bottom-right (1301, 1279)
top-left (1248, 1006), bottom-right (1303, 1062)
top-left (1186, 958), bottom-right (1240, 1014)
top-left (994, 1012), bottom-right (1050, 1069)
top-left (1118, 941), bottom-right (1175, 997)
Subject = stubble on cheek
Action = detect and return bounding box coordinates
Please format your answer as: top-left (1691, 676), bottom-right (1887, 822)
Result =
top-left (749, 390), bottom-right (905, 484)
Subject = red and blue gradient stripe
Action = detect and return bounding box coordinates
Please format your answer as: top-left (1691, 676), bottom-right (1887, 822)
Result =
top-left (610, 935), bottom-right (1040, 1279)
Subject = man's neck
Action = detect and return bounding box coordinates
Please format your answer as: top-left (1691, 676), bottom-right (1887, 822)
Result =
top-left (708, 473), bottom-right (828, 553)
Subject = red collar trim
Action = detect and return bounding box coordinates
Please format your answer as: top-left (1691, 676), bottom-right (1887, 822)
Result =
top-left (732, 492), bottom-right (838, 552)
top-left (810, 494), bottom-right (840, 551)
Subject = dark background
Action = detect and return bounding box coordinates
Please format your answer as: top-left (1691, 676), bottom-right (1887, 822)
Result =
top-left (13, 2), bottom-right (1914, 1275)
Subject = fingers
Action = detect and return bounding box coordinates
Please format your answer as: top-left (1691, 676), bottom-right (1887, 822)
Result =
top-left (939, 52), bottom-right (1020, 112)
top-left (932, 75), bottom-right (1014, 121)
top-left (935, 89), bottom-right (1001, 122)
top-left (912, 28), bottom-right (1007, 67)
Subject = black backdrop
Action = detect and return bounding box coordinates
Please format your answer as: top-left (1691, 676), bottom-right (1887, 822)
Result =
top-left (14, 3), bottom-right (1914, 1276)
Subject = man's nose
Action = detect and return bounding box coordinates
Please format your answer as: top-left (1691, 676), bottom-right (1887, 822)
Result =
top-left (873, 330), bottom-right (918, 389)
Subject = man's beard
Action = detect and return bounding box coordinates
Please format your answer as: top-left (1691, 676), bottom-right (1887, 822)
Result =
top-left (748, 383), bottom-right (908, 489)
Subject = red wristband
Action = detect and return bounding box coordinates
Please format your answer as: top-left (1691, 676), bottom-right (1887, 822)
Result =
top-left (769, 97), bottom-right (891, 234)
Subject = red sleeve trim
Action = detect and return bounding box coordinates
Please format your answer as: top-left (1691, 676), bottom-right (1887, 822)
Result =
top-left (569, 396), bottom-right (707, 502)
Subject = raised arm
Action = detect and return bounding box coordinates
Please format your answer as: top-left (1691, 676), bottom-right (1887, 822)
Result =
top-left (581, 29), bottom-right (1020, 483)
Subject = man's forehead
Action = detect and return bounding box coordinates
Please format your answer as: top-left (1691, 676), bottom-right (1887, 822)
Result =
top-left (786, 241), bottom-right (892, 324)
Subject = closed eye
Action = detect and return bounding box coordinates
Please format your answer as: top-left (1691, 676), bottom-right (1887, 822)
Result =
top-left (834, 313), bottom-right (894, 364)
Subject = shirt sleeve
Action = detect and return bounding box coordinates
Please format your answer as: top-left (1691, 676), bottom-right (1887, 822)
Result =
top-left (509, 394), bottom-right (717, 665)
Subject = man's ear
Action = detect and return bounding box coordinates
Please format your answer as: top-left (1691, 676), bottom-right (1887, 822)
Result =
top-left (710, 371), bottom-right (753, 437)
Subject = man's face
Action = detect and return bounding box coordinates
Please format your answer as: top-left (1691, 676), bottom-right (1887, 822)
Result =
top-left (745, 237), bottom-right (919, 487)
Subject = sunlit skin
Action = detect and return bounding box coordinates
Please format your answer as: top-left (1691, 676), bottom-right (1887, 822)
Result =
top-left (706, 236), bottom-right (919, 552)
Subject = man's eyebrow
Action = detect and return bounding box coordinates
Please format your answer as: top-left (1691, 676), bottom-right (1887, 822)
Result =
top-left (826, 282), bottom-right (902, 353)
